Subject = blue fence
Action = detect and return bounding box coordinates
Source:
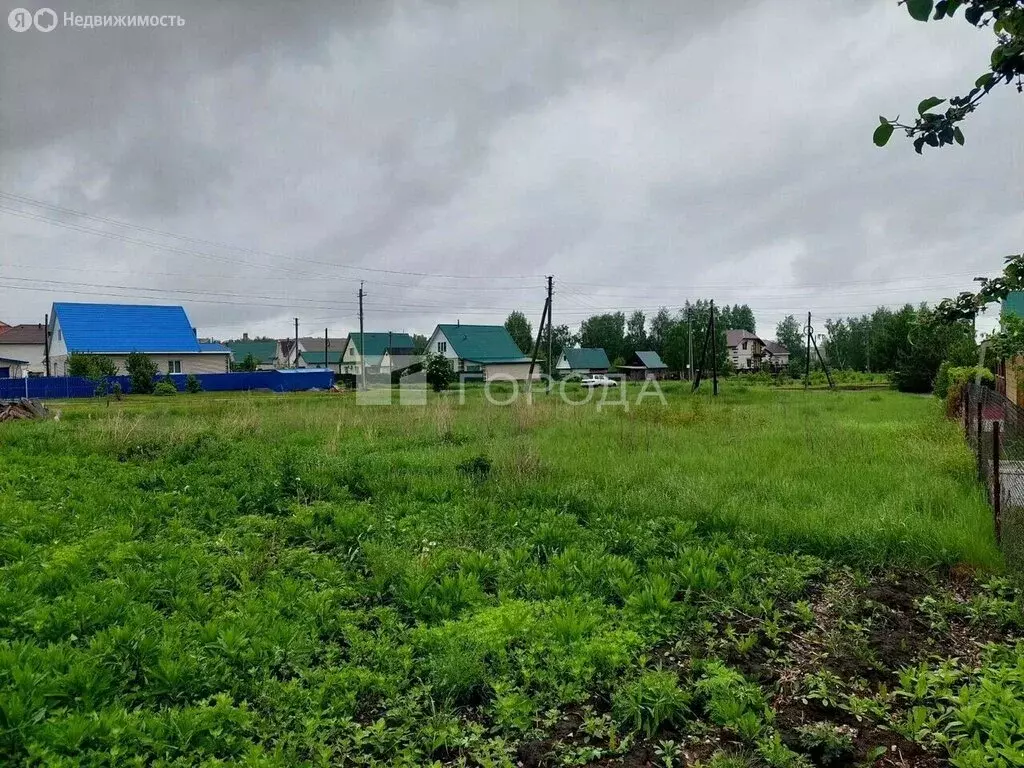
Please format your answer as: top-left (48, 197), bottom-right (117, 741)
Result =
top-left (0, 370), bottom-right (335, 400)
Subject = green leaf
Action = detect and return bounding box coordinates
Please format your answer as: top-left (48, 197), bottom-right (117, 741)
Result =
top-left (873, 122), bottom-right (895, 147)
top-left (906, 0), bottom-right (934, 21)
top-left (917, 96), bottom-right (945, 115)
top-left (953, 127), bottom-right (965, 146)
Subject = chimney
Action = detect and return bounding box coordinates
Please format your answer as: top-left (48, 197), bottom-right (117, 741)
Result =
top-left (457, 319), bottom-right (460, 327)
top-left (243, 332), bottom-right (249, 341)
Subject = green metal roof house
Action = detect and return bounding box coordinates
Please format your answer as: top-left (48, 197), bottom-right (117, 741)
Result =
top-left (226, 339), bottom-right (279, 369)
top-left (555, 347), bottom-right (610, 374)
top-left (341, 332), bottom-right (416, 373)
top-left (618, 350), bottom-right (669, 381)
top-left (425, 323), bottom-right (540, 381)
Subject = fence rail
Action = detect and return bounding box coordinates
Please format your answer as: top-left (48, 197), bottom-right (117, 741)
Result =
top-left (963, 383), bottom-right (1024, 569)
top-left (0, 370), bottom-right (335, 400)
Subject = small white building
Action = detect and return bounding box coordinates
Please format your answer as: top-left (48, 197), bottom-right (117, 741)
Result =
top-left (0, 324), bottom-right (48, 375)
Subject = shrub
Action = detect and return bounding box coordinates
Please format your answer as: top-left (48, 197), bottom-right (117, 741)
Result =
top-left (126, 352), bottom-right (159, 394)
top-left (185, 374), bottom-right (202, 393)
top-left (794, 723), bottom-right (854, 766)
top-left (425, 353), bottom-right (456, 392)
top-left (67, 353), bottom-right (117, 381)
top-left (153, 379), bottom-right (178, 396)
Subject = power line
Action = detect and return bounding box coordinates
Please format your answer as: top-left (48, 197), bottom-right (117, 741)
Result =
top-left (0, 191), bottom-right (542, 282)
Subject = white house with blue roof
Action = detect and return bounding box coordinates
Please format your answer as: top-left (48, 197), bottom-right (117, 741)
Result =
top-left (48, 302), bottom-right (231, 376)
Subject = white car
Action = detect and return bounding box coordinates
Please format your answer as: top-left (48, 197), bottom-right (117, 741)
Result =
top-left (580, 373), bottom-right (618, 388)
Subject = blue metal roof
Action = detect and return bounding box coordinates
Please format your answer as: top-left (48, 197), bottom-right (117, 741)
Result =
top-left (52, 302), bottom-right (202, 354)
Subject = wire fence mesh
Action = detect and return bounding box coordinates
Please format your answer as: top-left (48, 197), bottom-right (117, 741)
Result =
top-left (963, 383), bottom-right (1024, 570)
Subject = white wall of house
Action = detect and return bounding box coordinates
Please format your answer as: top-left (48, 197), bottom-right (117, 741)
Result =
top-left (426, 328), bottom-right (459, 362)
top-left (555, 352), bottom-right (571, 371)
top-left (49, 316), bottom-right (67, 358)
top-left (0, 343), bottom-right (46, 374)
top-left (51, 353), bottom-right (230, 376)
top-left (729, 338), bottom-right (763, 370)
top-left (483, 362), bottom-right (541, 382)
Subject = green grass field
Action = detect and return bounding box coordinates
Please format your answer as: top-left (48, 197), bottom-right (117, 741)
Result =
top-left (1, 385), bottom-right (1019, 766)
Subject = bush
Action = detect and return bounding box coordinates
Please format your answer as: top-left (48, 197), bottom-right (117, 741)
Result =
top-left (67, 353), bottom-right (117, 381)
top-left (153, 377), bottom-right (178, 396)
top-left (126, 352), bottom-right (159, 395)
top-left (185, 374), bottom-right (202, 393)
top-left (942, 365), bottom-right (994, 417)
top-left (425, 353), bottom-right (456, 392)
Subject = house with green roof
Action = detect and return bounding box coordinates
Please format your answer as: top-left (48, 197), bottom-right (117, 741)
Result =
top-left (425, 323), bottom-right (540, 381)
top-left (341, 332), bottom-right (416, 375)
top-left (226, 337), bottom-right (279, 370)
top-left (618, 350), bottom-right (670, 381)
top-left (555, 347), bottom-right (610, 376)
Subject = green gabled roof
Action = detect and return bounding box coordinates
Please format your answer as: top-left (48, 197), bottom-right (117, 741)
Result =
top-left (561, 347), bottom-right (610, 369)
top-left (634, 351), bottom-right (667, 369)
top-left (227, 340), bottom-right (278, 363)
top-left (301, 350), bottom-right (343, 365)
top-left (1002, 292), bottom-right (1024, 320)
top-left (347, 332), bottom-right (415, 357)
top-left (436, 324), bottom-right (528, 362)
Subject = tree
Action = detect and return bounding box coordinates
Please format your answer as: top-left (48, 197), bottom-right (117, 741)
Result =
top-left (890, 306), bottom-right (976, 392)
top-left (578, 312), bottom-right (626, 362)
top-left (624, 310), bottom-right (648, 358)
top-left (776, 315), bottom-right (805, 375)
top-left (67, 353), bottom-right (117, 382)
top-left (234, 353), bottom-right (258, 372)
top-left (874, 0), bottom-right (1023, 153)
top-left (504, 311), bottom-right (534, 355)
top-left (185, 374), bottom-right (202, 393)
top-left (549, 324), bottom-right (575, 369)
top-left (425, 353), bottom-right (456, 392)
top-left (649, 308), bottom-right (675, 354)
top-left (412, 334), bottom-right (428, 354)
top-left (126, 352), bottom-right (159, 395)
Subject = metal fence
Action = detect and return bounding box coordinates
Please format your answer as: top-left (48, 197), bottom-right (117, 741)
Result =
top-left (0, 370), bottom-right (335, 400)
top-left (963, 383), bottom-right (1024, 570)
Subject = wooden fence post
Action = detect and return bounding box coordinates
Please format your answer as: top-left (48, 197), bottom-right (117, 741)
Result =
top-left (977, 398), bottom-right (984, 481)
top-left (993, 420), bottom-right (1002, 545)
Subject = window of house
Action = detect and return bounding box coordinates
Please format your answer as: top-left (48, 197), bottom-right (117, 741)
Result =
top-left (438, 341), bottom-right (447, 353)
top-left (57, 329), bottom-right (62, 341)
top-left (742, 341), bottom-right (747, 350)
top-left (168, 360), bottom-right (182, 374)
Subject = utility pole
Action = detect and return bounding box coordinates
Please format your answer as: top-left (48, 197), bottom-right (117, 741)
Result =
top-left (710, 300), bottom-right (719, 396)
top-left (804, 312), bottom-right (812, 388)
top-left (805, 312), bottom-right (834, 389)
top-left (294, 318), bottom-right (300, 368)
top-left (546, 276), bottom-right (553, 379)
top-left (358, 282), bottom-right (366, 388)
top-left (687, 306), bottom-right (693, 381)
top-left (527, 277), bottom-right (552, 391)
top-left (44, 312), bottom-right (51, 377)
top-left (324, 327), bottom-right (329, 372)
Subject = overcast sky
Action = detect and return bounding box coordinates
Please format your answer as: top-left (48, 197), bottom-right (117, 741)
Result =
top-left (1, 0), bottom-right (1021, 341)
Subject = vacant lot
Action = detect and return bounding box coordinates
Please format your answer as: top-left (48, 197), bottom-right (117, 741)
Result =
top-left (0, 385), bottom-right (1019, 766)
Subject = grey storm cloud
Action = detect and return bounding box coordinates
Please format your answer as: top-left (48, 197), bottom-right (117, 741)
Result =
top-left (0, 0), bottom-right (1021, 340)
